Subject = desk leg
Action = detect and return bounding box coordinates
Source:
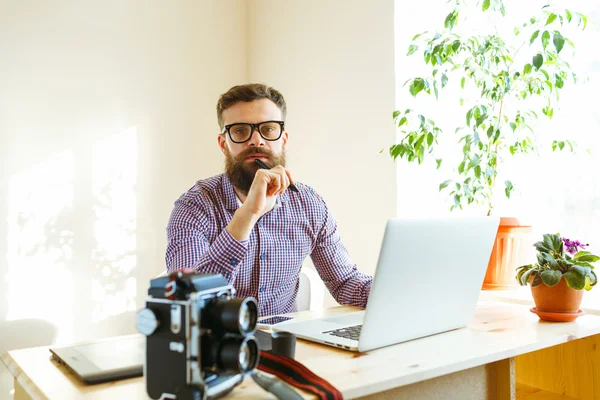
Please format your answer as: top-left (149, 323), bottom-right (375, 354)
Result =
top-left (516, 333), bottom-right (600, 400)
top-left (14, 378), bottom-right (33, 400)
top-left (356, 358), bottom-right (515, 400)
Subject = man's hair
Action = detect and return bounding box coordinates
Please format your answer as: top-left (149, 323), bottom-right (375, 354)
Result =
top-left (216, 83), bottom-right (287, 130)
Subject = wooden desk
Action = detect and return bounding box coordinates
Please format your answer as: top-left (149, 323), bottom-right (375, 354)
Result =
top-left (4, 300), bottom-right (600, 400)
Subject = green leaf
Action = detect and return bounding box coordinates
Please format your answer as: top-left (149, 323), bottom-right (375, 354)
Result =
top-left (441, 73), bottom-right (448, 88)
top-left (585, 276), bottom-right (593, 291)
top-left (565, 10), bottom-right (572, 23)
top-left (504, 180), bottom-right (514, 199)
top-left (530, 30), bottom-right (540, 44)
top-left (523, 64), bottom-right (532, 74)
top-left (468, 155), bottom-right (481, 169)
top-left (533, 241), bottom-right (552, 254)
top-left (436, 159), bottom-right (442, 169)
top-left (474, 164), bottom-right (481, 178)
top-left (571, 265), bottom-right (592, 278)
top-left (444, 10), bottom-right (458, 30)
top-left (545, 234), bottom-right (563, 252)
top-left (482, 0), bottom-right (490, 11)
top-left (458, 161), bottom-right (465, 173)
top-left (427, 132), bottom-right (434, 147)
top-left (460, 77), bottom-right (465, 88)
top-left (476, 115), bottom-right (487, 126)
top-left (398, 116), bottom-right (407, 126)
top-left (553, 32), bottom-right (565, 53)
top-left (393, 110), bottom-right (401, 119)
top-left (564, 270), bottom-right (586, 290)
top-left (577, 255), bottom-right (600, 263)
top-left (407, 44), bottom-right (418, 56)
top-left (541, 270), bottom-right (562, 287)
top-left (540, 252), bottom-right (559, 268)
top-left (532, 53), bottom-right (543, 70)
top-left (542, 30), bottom-right (550, 49)
top-left (466, 108), bottom-right (473, 126)
top-left (439, 180), bottom-right (452, 191)
top-left (452, 40), bottom-right (460, 52)
top-left (520, 268), bottom-right (535, 286)
top-left (545, 13), bottom-right (557, 26)
top-left (581, 13), bottom-right (588, 29)
top-left (409, 78), bottom-right (425, 97)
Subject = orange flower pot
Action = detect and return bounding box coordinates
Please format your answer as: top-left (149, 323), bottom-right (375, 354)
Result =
top-left (482, 217), bottom-right (533, 290)
top-left (529, 276), bottom-right (585, 322)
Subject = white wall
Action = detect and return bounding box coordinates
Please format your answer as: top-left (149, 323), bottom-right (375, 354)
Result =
top-left (0, 1), bottom-right (247, 393)
top-left (0, 2), bottom-right (396, 391)
top-left (248, 0), bottom-right (397, 306)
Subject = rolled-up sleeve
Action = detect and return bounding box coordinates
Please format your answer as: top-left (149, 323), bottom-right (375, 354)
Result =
top-left (165, 199), bottom-right (248, 283)
top-left (310, 199), bottom-right (372, 307)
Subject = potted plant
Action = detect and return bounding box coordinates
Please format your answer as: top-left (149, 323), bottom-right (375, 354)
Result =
top-left (390, 1), bottom-right (589, 289)
top-left (516, 234), bottom-right (599, 322)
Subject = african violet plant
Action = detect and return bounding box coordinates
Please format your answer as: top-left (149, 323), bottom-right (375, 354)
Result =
top-left (390, 0), bottom-right (588, 215)
top-left (516, 234), bottom-right (600, 290)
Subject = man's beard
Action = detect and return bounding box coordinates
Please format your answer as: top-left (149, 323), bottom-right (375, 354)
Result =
top-left (224, 147), bottom-right (287, 195)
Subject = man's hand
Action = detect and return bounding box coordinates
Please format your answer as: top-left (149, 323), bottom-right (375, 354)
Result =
top-left (227, 165), bottom-right (295, 241)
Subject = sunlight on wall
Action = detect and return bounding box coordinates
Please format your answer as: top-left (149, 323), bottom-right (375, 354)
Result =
top-left (6, 150), bottom-right (74, 343)
top-left (91, 127), bottom-right (138, 324)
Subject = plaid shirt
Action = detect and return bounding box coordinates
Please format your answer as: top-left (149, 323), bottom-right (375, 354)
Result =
top-left (165, 173), bottom-right (372, 316)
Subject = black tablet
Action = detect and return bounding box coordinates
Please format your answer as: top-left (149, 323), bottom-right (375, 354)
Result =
top-left (49, 334), bottom-right (144, 384)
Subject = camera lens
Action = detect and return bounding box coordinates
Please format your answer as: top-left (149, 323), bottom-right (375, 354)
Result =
top-left (218, 336), bottom-right (259, 373)
top-left (215, 297), bottom-right (258, 335)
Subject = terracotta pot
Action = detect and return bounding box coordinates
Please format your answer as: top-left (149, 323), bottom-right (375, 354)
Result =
top-left (531, 276), bottom-right (584, 313)
top-left (482, 217), bottom-right (533, 290)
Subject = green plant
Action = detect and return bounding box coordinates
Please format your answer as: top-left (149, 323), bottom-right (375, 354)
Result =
top-left (390, 0), bottom-right (588, 215)
top-left (516, 234), bottom-right (599, 290)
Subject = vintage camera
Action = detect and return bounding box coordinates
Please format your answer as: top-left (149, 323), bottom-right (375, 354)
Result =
top-left (136, 272), bottom-right (260, 400)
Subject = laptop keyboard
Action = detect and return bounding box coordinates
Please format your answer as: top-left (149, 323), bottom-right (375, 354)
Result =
top-left (323, 324), bottom-right (362, 341)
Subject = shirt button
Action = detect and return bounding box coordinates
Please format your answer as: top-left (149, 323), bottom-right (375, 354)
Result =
top-left (260, 253), bottom-right (266, 261)
top-left (259, 287), bottom-right (265, 293)
top-left (230, 258), bottom-right (238, 266)
top-left (258, 220), bottom-right (262, 227)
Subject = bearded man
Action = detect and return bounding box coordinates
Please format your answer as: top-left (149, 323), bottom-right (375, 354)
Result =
top-left (165, 83), bottom-right (372, 317)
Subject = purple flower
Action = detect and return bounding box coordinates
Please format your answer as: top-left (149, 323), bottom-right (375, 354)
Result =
top-left (562, 237), bottom-right (589, 255)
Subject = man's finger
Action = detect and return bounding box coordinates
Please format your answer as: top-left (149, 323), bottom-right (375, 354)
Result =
top-left (265, 171), bottom-right (282, 196)
top-left (271, 165), bottom-right (290, 194)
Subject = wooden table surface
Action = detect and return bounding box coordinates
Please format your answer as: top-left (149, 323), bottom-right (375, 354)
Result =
top-left (4, 300), bottom-right (600, 399)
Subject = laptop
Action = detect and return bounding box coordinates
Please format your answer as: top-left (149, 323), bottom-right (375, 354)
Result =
top-left (273, 216), bottom-right (500, 352)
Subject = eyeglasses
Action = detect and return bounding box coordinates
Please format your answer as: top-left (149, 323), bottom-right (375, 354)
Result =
top-left (221, 121), bottom-right (285, 144)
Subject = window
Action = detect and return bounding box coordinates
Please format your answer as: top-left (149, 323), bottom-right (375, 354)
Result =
top-left (394, 0), bottom-right (600, 247)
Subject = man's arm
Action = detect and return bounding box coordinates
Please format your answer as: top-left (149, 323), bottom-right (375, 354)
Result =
top-left (165, 199), bottom-right (251, 282)
top-left (166, 166), bottom-right (295, 279)
top-left (310, 200), bottom-right (372, 308)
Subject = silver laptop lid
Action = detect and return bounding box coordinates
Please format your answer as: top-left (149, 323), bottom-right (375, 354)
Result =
top-left (357, 216), bottom-right (499, 352)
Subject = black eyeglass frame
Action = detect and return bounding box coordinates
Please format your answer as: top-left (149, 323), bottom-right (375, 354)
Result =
top-left (221, 120), bottom-right (285, 144)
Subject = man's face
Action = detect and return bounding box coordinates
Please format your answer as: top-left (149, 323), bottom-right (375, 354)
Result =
top-left (218, 99), bottom-right (289, 193)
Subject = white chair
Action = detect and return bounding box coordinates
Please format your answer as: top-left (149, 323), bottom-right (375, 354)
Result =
top-left (154, 267), bottom-right (324, 311)
top-left (296, 267), bottom-right (324, 312)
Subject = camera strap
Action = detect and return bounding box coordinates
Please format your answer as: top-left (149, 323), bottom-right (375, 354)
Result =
top-left (257, 350), bottom-right (343, 400)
